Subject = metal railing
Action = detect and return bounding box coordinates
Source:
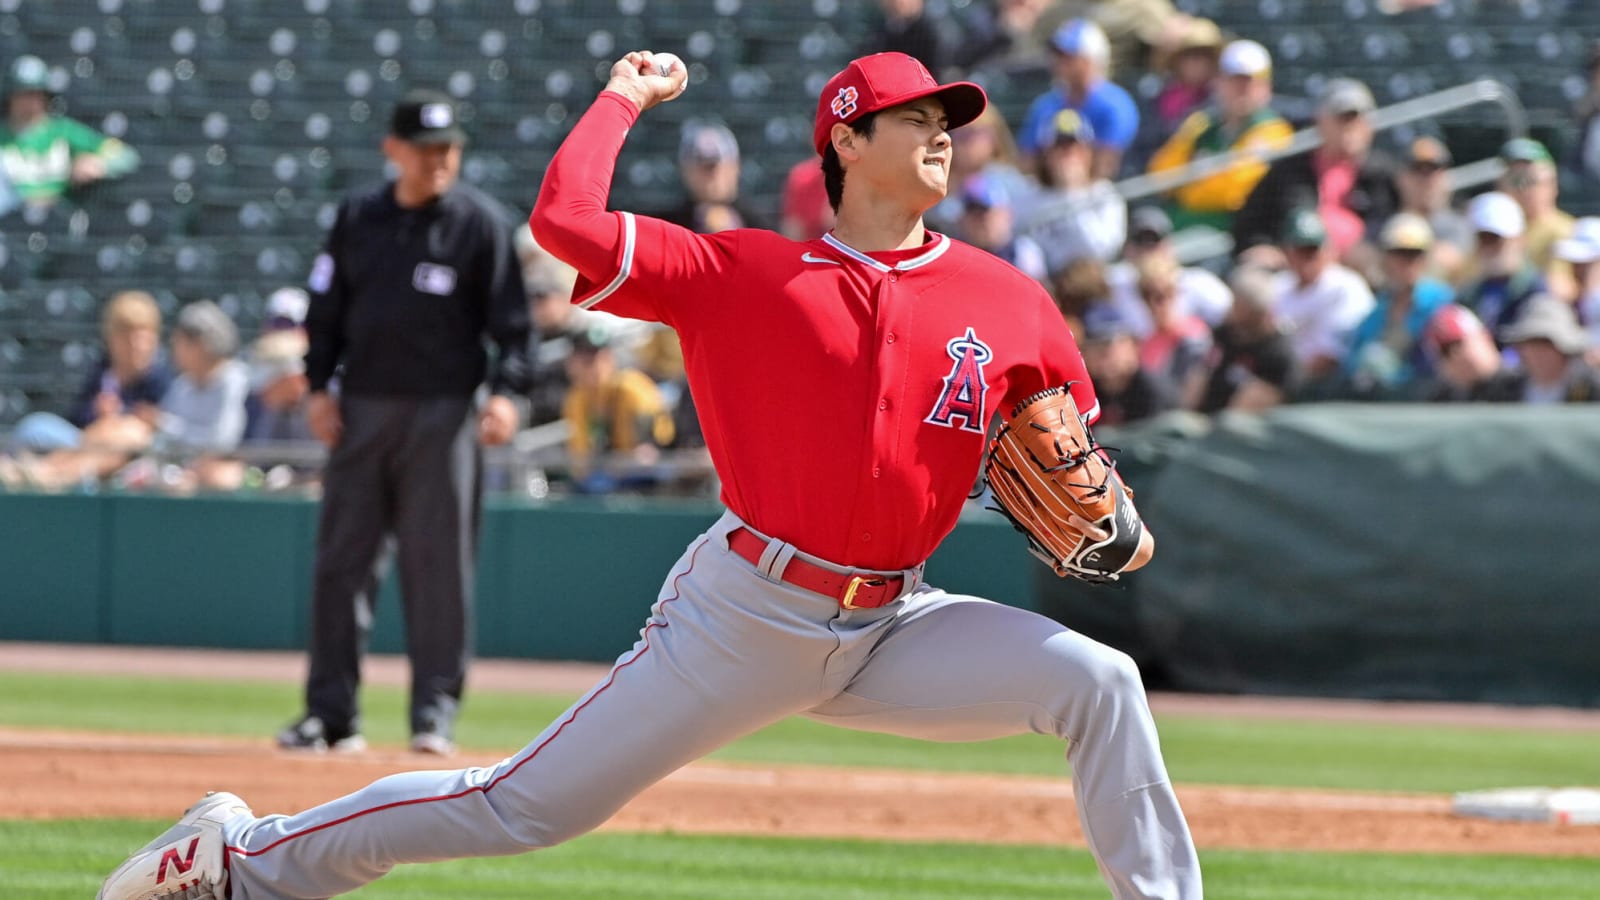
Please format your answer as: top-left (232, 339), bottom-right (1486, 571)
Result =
top-left (1115, 78), bottom-right (1527, 204)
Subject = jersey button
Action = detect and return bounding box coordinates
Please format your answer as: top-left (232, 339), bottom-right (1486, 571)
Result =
top-left (872, 466), bottom-right (881, 478)
top-left (861, 532), bottom-right (872, 542)
top-left (878, 398), bottom-right (889, 411)
top-left (888, 272), bottom-right (900, 283)
top-left (886, 332), bottom-right (896, 344)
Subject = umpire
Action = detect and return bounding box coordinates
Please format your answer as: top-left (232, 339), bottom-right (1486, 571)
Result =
top-left (279, 90), bottom-right (532, 755)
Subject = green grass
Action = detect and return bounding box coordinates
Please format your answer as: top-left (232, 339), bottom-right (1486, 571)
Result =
top-left (10, 820), bottom-right (1598, 899)
top-left (1, 672), bottom-right (1597, 793)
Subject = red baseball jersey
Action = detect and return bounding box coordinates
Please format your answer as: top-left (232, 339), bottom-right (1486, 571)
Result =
top-left (534, 92), bottom-right (1098, 570)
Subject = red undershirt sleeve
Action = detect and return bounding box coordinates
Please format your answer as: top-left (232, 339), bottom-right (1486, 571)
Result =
top-left (528, 90), bottom-right (739, 327)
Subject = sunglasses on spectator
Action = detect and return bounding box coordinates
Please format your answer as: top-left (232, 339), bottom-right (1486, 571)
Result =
top-left (1334, 110), bottom-right (1363, 123)
top-left (1475, 231), bottom-right (1507, 246)
top-left (1129, 230), bottom-right (1165, 246)
top-left (1386, 247), bottom-right (1427, 260)
top-left (1408, 161), bottom-right (1445, 175)
top-left (1435, 340), bottom-right (1463, 359)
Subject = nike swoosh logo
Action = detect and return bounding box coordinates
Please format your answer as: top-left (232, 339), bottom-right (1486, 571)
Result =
top-left (800, 252), bottom-right (840, 265)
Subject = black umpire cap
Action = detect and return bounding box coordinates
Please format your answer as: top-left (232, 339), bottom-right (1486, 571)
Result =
top-left (391, 89), bottom-right (467, 144)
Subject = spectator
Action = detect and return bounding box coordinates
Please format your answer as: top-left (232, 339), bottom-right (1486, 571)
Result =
top-left (0, 301), bottom-right (247, 491)
top-left (1105, 206), bottom-right (1232, 334)
top-left (1498, 296), bottom-right (1600, 404)
top-left (1392, 136), bottom-right (1471, 280)
top-left (1233, 78), bottom-right (1397, 266)
top-left (279, 90), bottom-right (533, 757)
top-left (562, 327), bottom-right (675, 491)
top-left (1576, 41), bottom-right (1600, 182)
top-left (1146, 17), bottom-right (1223, 139)
top-left (1418, 304), bottom-right (1519, 402)
top-left (1092, 0), bottom-right (1193, 76)
top-left (1458, 191), bottom-right (1544, 338)
top-left (1553, 217), bottom-right (1600, 359)
top-left (243, 288), bottom-right (314, 445)
top-left (863, 0), bottom-right (946, 74)
top-left (662, 119), bottom-right (759, 232)
top-left (925, 105), bottom-right (1031, 234)
top-left (9, 290), bottom-right (172, 452)
top-left (954, 174), bottom-right (1047, 281)
top-left (1014, 109), bottom-right (1126, 275)
top-left (1079, 302), bottom-right (1176, 425)
top-left (523, 254), bottom-right (584, 428)
top-left (1497, 138), bottom-right (1572, 275)
top-left (1134, 253), bottom-right (1212, 386)
top-left (1017, 19), bottom-right (1139, 179)
top-left (1049, 256), bottom-right (1111, 330)
top-left (150, 300), bottom-right (249, 454)
top-left (1148, 39), bottom-right (1293, 232)
top-left (0, 55), bottom-right (138, 210)
top-left (1185, 264), bottom-right (1297, 413)
top-left (779, 158), bottom-right (833, 241)
top-left (949, 0), bottom-right (1057, 80)
top-left (1344, 213), bottom-right (1455, 397)
top-left (1271, 208), bottom-right (1376, 382)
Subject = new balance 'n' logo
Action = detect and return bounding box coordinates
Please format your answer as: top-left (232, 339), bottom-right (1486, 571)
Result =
top-left (156, 837), bottom-right (200, 884)
top-left (924, 328), bottom-right (992, 433)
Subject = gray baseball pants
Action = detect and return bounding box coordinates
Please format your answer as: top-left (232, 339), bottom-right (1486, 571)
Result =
top-left (225, 510), bottom-right (1201, 898)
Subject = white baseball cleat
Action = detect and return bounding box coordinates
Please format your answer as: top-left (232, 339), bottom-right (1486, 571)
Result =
top-left (98, 791), bottom-right (253, 900)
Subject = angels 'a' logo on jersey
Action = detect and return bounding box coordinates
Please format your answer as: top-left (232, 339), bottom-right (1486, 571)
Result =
top-left (924, 328), bottom-right (993, 434)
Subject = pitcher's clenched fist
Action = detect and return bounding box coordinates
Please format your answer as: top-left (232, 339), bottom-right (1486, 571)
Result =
top-left (605, 50), bottom-right (688, 112)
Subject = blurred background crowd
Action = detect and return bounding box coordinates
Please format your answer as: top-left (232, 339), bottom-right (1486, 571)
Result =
top-left (2, 0), bottom-right (1599, 498)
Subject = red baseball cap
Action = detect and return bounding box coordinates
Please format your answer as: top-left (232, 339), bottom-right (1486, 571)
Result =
top-left (812, 52), bottom-right (987, 156)
top-left (1422, 304), bottom-right (1487, 359)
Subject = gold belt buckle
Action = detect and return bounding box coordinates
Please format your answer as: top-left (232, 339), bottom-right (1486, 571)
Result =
top-left (841, 574), bottom-right (887, 609)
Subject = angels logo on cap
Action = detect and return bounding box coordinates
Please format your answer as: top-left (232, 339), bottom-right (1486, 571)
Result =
top-left (831, 86), bottom-right (859, 120)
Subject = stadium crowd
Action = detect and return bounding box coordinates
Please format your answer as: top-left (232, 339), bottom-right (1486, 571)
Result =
top-left (3, 0), bottom-right (1600, 497)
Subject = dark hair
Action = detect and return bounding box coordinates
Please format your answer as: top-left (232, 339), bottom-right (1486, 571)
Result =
top-left (821, 111), bottom-right (879, 213)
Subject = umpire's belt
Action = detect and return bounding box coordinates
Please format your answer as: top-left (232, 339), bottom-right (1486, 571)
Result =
top-left (728, 527), bottom-right (908, 609)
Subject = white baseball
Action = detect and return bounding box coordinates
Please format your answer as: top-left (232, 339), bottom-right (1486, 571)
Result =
top-left (652, 52), bottom-right (684, 79)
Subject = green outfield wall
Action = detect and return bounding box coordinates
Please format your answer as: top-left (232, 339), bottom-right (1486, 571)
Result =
top-left (2, 405), bottom-right (1597, 706)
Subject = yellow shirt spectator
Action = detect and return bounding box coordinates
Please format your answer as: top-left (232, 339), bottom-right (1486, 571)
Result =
top-left (1147, 40), bottom-right (1293, 231)
top-left (562, 330), bottom-right (674, 458)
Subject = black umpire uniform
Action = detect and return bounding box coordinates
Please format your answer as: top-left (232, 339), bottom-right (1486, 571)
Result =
top-left (281, 91), bottom-right (533, 753)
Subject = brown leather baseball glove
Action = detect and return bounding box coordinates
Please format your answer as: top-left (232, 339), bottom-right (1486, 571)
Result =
top-left (984, 386), bottom-right (1146, 583)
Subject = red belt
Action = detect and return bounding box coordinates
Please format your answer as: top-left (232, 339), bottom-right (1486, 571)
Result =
top-left (727, 527), bottom-right (906, 609)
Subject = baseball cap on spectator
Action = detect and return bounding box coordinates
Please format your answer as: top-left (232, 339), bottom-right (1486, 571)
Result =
top-left (1081, 302), bottom-right (1139, 343)
top-left (812, 52), bottom-right (986, 155)
top-left (1049, 108), bottom-right (1096, 145)
top-left (1422, 304), bottom-right (1488, 359)
top-left (1282, 207), bottom-right (1328, 247)
top-left (569, 325), bottom-right (613, 355)
top-left (1499, 295), bottom-right (1589, 354)
top-left (248, 328), bottom-right (309, 392)
top-left (1219, 40), bottom-right (1272, 79)
top-left (174, 300), bottom-right (239, 359)
top-left (1128, 206), bottom-right (1173, 244)
top-left (680, 120), bottom-right (739, 165)
top-left (1500, 137), bottom-right (1553, 165)
top-left (1380, 212), bottom-right (1434, 252)
top-left (264, 287), bottom-right (309, 330)
top-left (1554, 216), bottom-right (1600, 264)
top-left (1467, 191), bottom-right (1525, 238)
top-left (1051, 19), bottom-right (1111, 66)
top-left (1405, 136), bottom-right (1452, 170)
top-left (390, 89), bottom-right (466, 145)
top-left (7, 55), bottom-right (52, 94)
top-left (1318, 78), bottom-right (1375, 117)
top-left (960, 174), bottom-right (1009, 212)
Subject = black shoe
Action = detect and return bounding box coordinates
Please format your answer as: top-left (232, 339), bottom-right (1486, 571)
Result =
top-left (276, 715), bottom-right (367, 753)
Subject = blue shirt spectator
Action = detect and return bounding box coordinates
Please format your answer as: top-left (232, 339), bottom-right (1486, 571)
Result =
top-left (1017, 19), bottom-right (1140, 179)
